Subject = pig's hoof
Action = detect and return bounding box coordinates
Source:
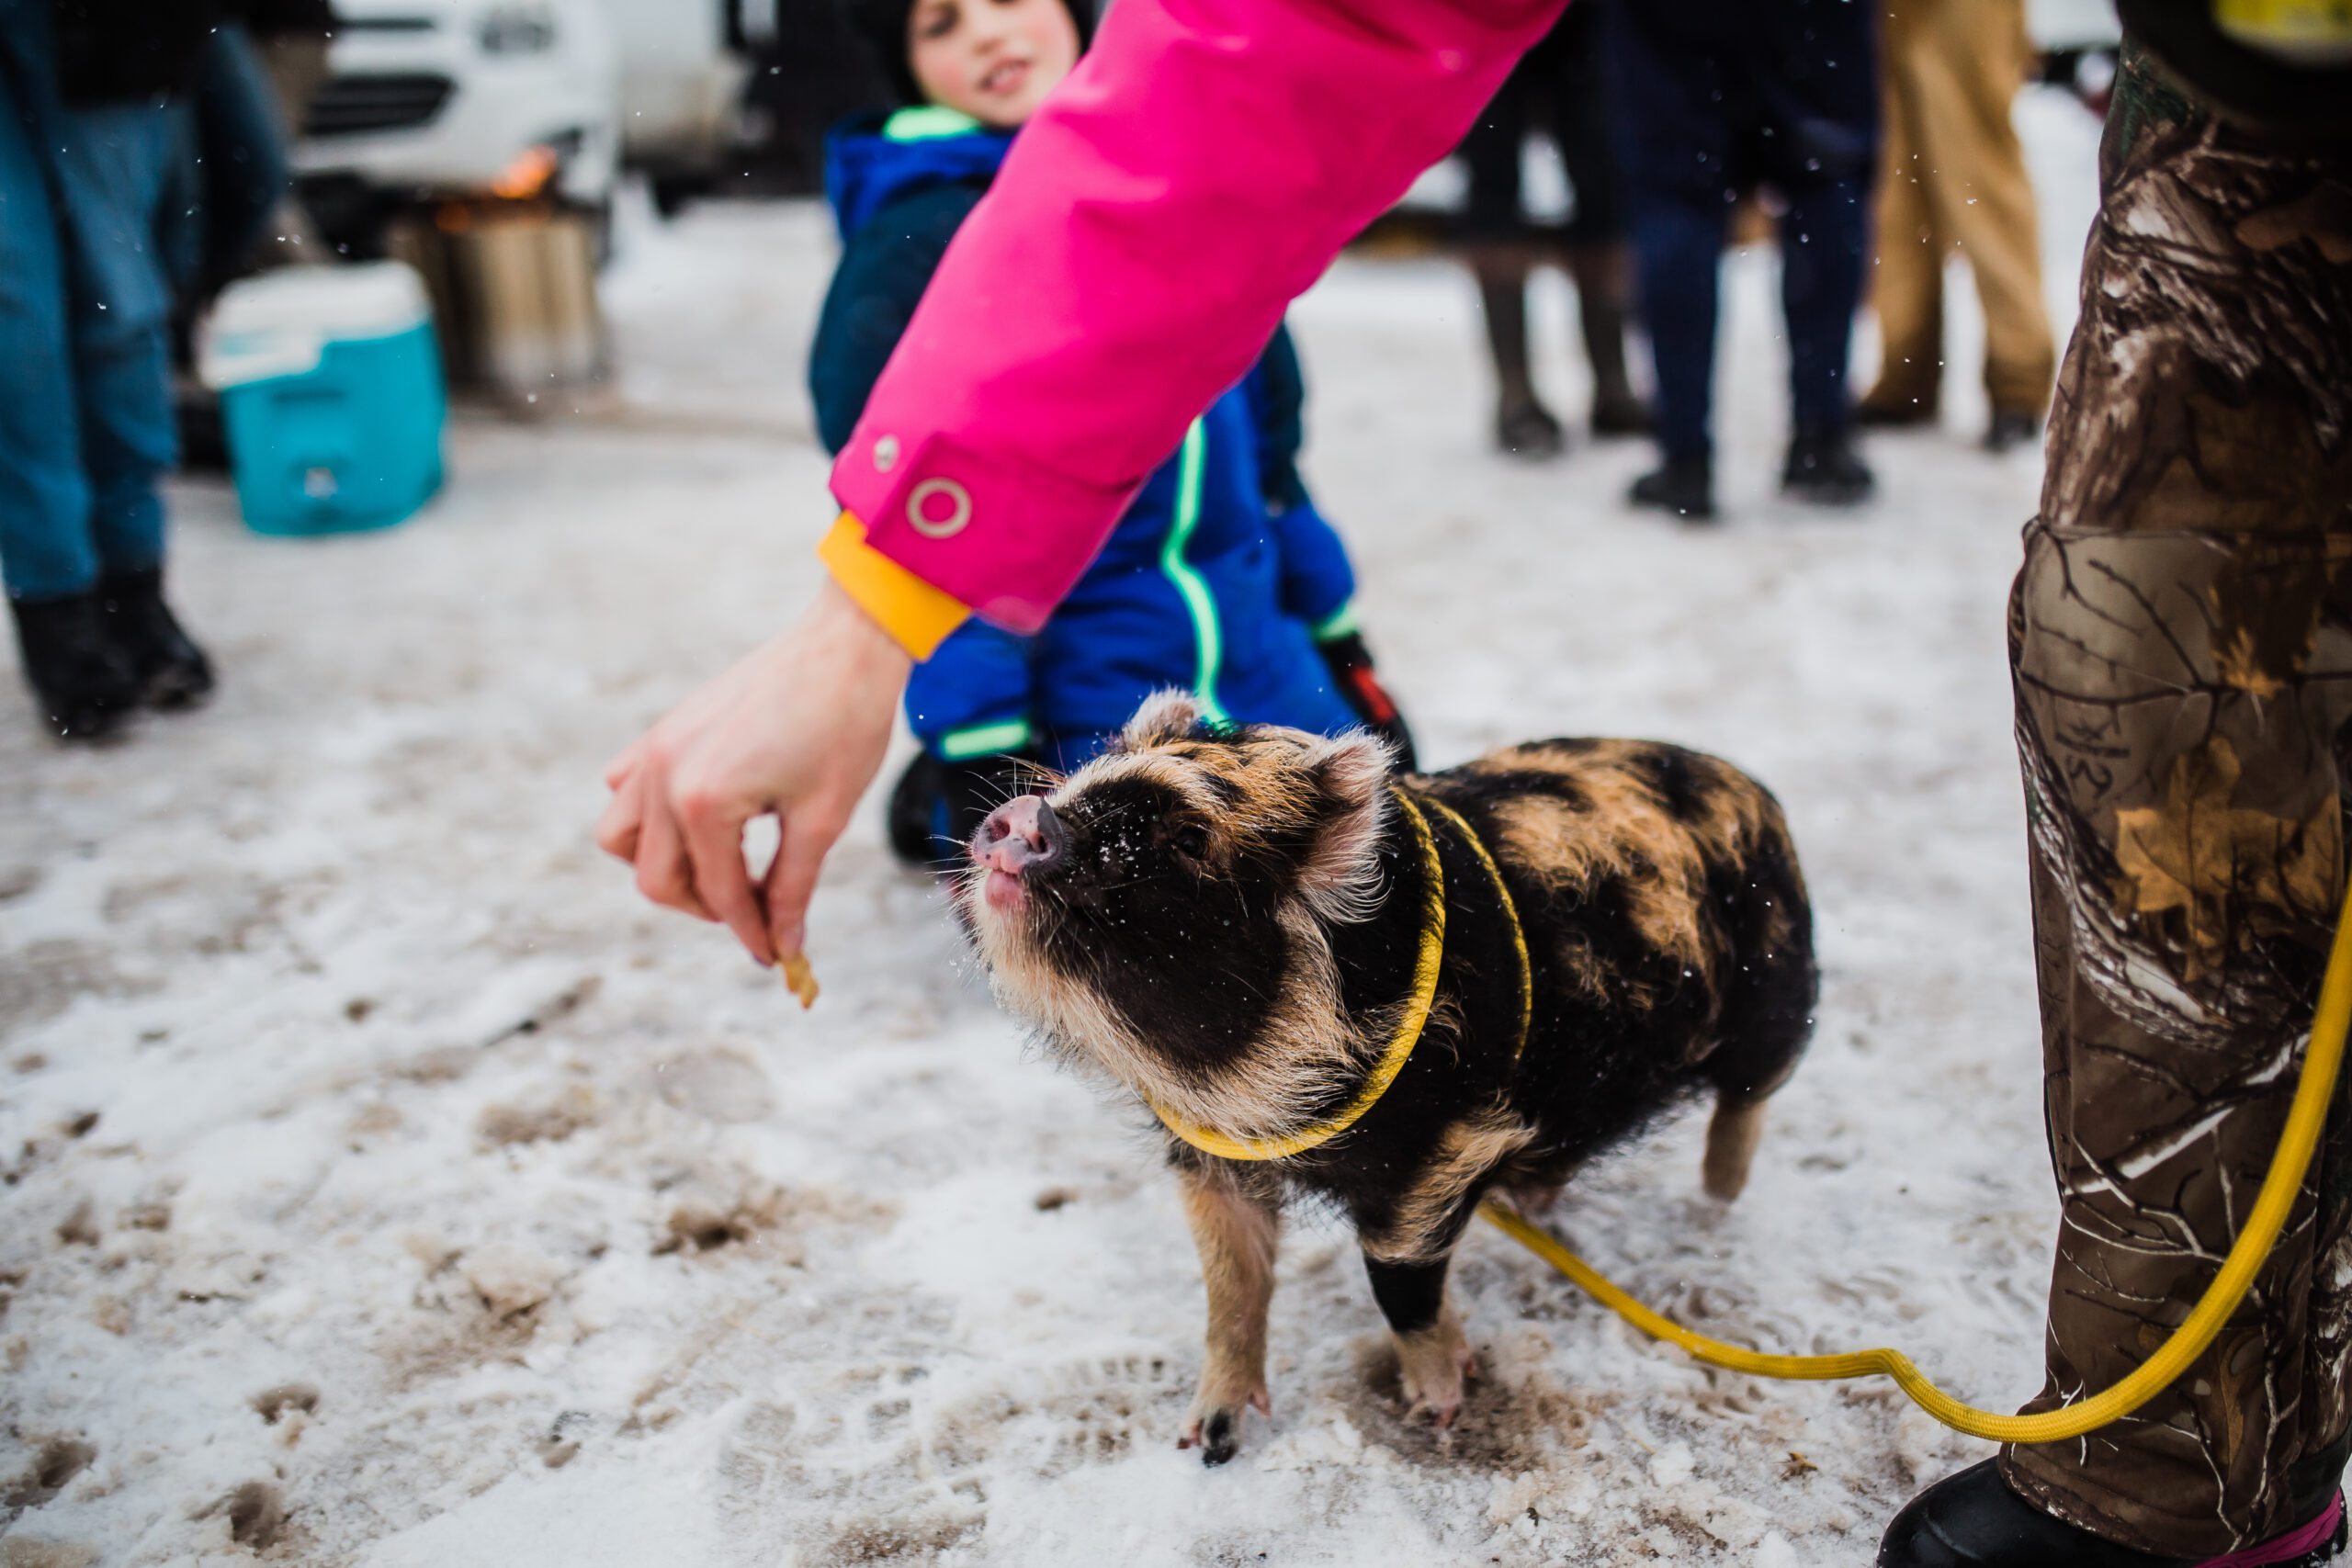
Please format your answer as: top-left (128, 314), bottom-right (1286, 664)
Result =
top-left (1396, 1319), bottom-right (1476, 1429)
top-left (1177, 1383), bottom-right (1270, 1466)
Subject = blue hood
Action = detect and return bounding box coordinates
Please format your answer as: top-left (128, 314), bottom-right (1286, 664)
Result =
top-left (824, 107), bottom-right (1014, 243)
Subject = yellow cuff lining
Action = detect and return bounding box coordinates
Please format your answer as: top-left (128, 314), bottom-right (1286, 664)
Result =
top-left (816, 512), bottom-right (971, 660)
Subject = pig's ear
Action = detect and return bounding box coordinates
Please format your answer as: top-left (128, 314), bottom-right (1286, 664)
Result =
top-left (1297, 730), bottom-right (1394, 922)
top-left (1120, 690), bottom-right (1204, 750)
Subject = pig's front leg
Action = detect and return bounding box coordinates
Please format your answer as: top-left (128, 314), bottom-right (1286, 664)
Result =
top-left (1175, 1164), bottom-right (1280, 1465)
top-left (1364, 1251), bottom-right (1476, 1427)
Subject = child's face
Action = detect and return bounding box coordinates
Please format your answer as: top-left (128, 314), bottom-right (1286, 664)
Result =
top-left (907, 0), bottom-right (1079, 130)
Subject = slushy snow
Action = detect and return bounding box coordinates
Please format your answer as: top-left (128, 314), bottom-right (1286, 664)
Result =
top-left (0, 95), bottom-right (2102, 1566)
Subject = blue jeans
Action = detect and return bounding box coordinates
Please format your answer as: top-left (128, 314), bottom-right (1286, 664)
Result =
top-left (1630, 177), bottom-right (1870, 461)
top-left (1605, 3), bottom-right (1877, 462)
top-left (0, 0), bottom-right (184, 601)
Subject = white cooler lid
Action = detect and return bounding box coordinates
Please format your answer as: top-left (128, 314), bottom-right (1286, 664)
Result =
top-left (198, 262), bottom-right (433, 389)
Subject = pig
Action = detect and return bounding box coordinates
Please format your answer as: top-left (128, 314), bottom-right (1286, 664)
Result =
top-left (956, 692), bottom-right (1816, 1464)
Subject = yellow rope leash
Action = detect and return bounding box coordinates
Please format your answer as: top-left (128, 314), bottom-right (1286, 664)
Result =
top-left (1484, 874), bottom-right (2352, 1445)
top-left (1145, 789), bottom-right (1449, 1162)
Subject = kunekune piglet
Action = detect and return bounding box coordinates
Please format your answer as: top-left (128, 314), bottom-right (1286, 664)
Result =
top-left (957, 692), bottom-right (1817, 1465)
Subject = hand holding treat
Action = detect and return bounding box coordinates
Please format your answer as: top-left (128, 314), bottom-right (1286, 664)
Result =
top-left (597, 581), bottom-right (910, 965)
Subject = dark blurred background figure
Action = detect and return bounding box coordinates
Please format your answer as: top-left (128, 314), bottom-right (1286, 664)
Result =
top-left (170, 0), bottom-right (333, 472)
top-left (176, 0), bottom-right (332, 302)
top-left (1, 0), bottom-right (219, 740)
top-left (1858, 0), bottom-right (2054, 453)
top-left (731, 0), bottom-right (895, 197)
top-left (1454, 1), bottom-right (1647, 461)
top-left (1610, 0), bottom-right (1879, 522)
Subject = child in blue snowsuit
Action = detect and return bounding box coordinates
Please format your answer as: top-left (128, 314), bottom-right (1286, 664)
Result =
top-left (811, 11), bottom-right (1412, 864)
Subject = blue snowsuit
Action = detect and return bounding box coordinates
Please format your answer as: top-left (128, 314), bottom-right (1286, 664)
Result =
top-left (810, 107), bottom-right (1363, 773)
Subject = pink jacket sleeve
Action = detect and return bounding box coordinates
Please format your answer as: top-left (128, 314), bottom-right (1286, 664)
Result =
top-left (827, 0), bottom-right (1565, 639)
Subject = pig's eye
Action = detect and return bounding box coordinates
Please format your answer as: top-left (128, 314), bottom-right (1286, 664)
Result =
top-left (1171, 824), bottom-right (1209, 860)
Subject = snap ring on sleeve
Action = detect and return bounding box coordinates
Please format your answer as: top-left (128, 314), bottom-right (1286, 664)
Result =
top-left (907, 478), bottom-right (972, 539)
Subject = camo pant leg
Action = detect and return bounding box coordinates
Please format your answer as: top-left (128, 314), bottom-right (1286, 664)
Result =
top-left (1995, 45), bottom-right (2352, 1558)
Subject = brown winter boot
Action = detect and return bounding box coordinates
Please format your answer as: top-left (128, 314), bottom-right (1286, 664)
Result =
top-left (1567, 243), bottom-right (1650, 437)
top-left (1472, 254), bottom-right (1566, 459)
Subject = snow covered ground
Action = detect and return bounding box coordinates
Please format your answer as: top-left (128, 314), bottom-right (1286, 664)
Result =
top-left (0, 95), bottom-right (2104, 1567)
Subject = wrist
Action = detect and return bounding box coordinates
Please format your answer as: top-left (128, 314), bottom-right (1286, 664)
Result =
top-left (815, 511), bottom-right (970, 660)
top-left (812, 577), bottom-right (916, 682)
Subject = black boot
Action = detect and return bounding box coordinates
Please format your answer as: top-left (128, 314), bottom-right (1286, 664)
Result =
top-left (1476, 262), bottom-right (1566, 461)
top-left (1568, 244), bottom-right (1651, 439)
top-left (1855, 394), bottom-right (1939, 429)
top-left (97, 568), bottom-right (214, 709)
top-left (1496, 396), bottom-right (1566, 460)
top-left (1589, 388), bottom-right (1653, 440)
top-left (1628, 452), bottom-right (1715, 522)
top-left (887, 752), bottom-right (948, 867)
top-left (1984, 409), bottom-right (2043, 454)
top-left (1878, 1460), bottom-right (2348, 1568)
top-left (10, 590), bottom-right (143, 740)
top-left (1781, 423), bottom-right (1876, 506)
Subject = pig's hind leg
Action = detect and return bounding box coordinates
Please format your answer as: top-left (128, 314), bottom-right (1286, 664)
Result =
top-left (1701, 844), bottom-right (1817, 1202)
top-left (1175, 1164), bottom-right (1281, 1465)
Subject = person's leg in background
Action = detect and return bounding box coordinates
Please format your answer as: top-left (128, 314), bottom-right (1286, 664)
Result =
top-left (1461, 42), bottom-right (1565, 459)
top-left (0, 0), bottom-right (143, 739)
top-left (1857, 0), bottom-right (1945, 429)
top-left (1878, 43), bottom-right (2352, 1568)
top-left (1611, 12), bottom-right (1730, 521)
top-left (52, 92), bottom-right (215, 708)
top-left (1626, 188), bottom-right (1726, 517)
top-left (1862, 0), bottom-right (2053, 451)
top-left (1779, 171), bottom-right (1875, 502)
top-left (1941, 0), bottom-right (2052, 450)
top-left (1549, 0), bottom-right (1647, 439)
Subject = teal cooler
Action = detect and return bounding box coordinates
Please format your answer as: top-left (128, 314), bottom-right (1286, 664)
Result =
top-left (198, 263), bottom-right (446, 536)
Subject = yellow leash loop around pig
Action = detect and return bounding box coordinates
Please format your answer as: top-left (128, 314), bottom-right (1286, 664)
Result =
top-left (1485, 874), bottom-right (2352, 1446)
top-left (1144, 788), bottom-right (1450, 1162)
top-left (1416, 794), bottom-right (1533, 1065)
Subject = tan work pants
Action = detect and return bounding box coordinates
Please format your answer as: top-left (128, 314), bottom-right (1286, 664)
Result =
top-left (1865, 0), bottom-right (2056, 419)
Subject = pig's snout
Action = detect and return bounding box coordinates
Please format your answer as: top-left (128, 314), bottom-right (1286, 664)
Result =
top-left (975, 795), bottom-right (1067, 878)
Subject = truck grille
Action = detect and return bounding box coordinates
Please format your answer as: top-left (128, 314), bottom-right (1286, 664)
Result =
top-left (303, 73), bottom-right (455, 139)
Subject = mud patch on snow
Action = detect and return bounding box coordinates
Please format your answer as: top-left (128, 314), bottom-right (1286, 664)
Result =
top-left (821, 1509), bottom-right (983, 1565)
top-left (654, 1176), bottom-right (891, 1260)
top-left (202, 1478), bottom-right (289, 1550)
top-left (478, 1085), bottom-right (597, 1146)
top-left (0, 1540), bottom-right (97, 1568)
top-left (251, 1383), bottom-right (320, 1425)
top-left (4, 1437), bottom-right (95, 1509)
top-left (0, 941), bottom-right (146, 1034)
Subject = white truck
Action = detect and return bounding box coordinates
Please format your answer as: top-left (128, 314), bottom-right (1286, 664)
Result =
top-left (295, 0), bottom-right (767, 254)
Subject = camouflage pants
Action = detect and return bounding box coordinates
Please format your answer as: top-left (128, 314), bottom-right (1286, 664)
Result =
top-left (1997, 46), bottom-right (2352, 1557)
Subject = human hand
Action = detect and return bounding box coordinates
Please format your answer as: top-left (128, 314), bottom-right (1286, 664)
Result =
top-left (597, 579), bottom-right (912, 964)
